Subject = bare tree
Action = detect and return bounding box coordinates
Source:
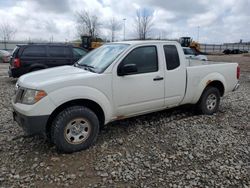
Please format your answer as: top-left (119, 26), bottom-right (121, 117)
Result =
top-left (76, 10), bottom-right (100, 38)
top-left (76, 24), bottom-right (87, 38)
top-left (108, 17), bottom-right (121, 42)
top-left (134, 8), bottom-right (154, 40)
top-left (0, 22), bottom-right (16, 41)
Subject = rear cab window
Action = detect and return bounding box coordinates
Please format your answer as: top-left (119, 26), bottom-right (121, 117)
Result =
top-left (163, 45), bottom-right (180, 70)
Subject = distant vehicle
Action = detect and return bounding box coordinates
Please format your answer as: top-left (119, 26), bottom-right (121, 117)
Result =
top-left (183, 47), bottom-right (208, 61)
top-left (231, 49), bottom-right (243, 54)
top-left (223, 49), bottom-right (248, 55)
top-left (81, 35), bottom-right (103, 50)
top-left (0, 50), bottom-right (11, 63)
top-left (179, 37), bottom-right (201, 54)
top-left (223, 49), bottom-right (232, 55)
top-left (8, 44), bottom-right (88, 78)
top-left (12, 41), bottom-right (240, 153)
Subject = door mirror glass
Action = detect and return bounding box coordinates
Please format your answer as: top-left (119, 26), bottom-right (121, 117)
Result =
top-left (118, 64), bottom-right (138, 76)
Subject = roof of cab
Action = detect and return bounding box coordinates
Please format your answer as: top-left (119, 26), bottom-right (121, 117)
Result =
top-left (112, 40), bottom-right (179, 45)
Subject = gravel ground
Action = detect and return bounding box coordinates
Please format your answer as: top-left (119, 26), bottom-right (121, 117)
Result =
top-left (0, 55), bottom-right (250, 188)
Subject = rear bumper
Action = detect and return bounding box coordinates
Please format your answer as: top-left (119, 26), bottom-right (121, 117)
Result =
top-left (8, 67), bottom-right (26, 78)
top-left (233, 82), bottom-right (240, 91)
top-left (13, 109), bottom-right (49, 136)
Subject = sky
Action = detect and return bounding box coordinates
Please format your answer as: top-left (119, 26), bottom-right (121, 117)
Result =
top-left (0, 0), bottom-right (249, 44)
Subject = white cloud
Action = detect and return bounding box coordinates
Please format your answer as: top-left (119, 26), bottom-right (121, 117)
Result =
top-left (0, 0), bottom-right (249, 43)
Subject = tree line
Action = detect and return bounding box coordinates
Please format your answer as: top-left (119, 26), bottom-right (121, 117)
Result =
top-left (0, 8), bottom-right (154, 43)
top-left (76, 8), bottom-right (154, 42)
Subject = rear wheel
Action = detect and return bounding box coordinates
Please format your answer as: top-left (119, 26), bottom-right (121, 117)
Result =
top-left (197, 87), bottom-right (220, 115)
top-left (51, 106), bottom-right (99, 153)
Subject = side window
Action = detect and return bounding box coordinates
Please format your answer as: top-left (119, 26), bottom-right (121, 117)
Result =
top-left (49, 46), bottom-right (70, 57)
top-left (64, 47), bottom-right (71, 57)
top-left (120, 46), bottom-right (158, 74)
top-left (22, 46), bottom-right (46, 57)
top-left (73, 48), bottom-right (88, 58)
top-left (164, 45), bottom-right (180, 70)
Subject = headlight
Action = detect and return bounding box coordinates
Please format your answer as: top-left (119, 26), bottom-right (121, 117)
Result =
top-left (21, 89), bottom-right (47, 105)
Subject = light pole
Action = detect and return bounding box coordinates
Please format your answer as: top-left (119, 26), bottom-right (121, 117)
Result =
top-left (123, 18), bottom-right (126, 41)
top-left (197, 26), bottom-right (200, 42)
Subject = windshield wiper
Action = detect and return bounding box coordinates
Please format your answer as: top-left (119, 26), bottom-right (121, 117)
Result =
top-left (81, 64), bottom-right (95, 69)
top-left (75, 63), bottom-right (96, 73)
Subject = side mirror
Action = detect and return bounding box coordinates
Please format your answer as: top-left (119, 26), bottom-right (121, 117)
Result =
top-left (118, 64), bottom-right (138, 76)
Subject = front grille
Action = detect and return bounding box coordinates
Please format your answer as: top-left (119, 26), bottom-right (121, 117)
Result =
top-left (15, 88), bottom-right (25, 103)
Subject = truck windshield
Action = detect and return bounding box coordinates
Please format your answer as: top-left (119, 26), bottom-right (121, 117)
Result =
top-left (76, 44), bottom-right (129, 73)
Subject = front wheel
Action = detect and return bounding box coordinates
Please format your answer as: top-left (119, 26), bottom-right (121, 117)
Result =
top-left (51, 106), bottom-right (99, 153)
top-left (197, 87), bottom-right (220, 115)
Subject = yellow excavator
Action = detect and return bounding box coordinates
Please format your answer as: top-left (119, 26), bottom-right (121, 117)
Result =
top-left (179, 37), bottom-right (201, 53)
top-left (81, 35), bottom-right (103, 50)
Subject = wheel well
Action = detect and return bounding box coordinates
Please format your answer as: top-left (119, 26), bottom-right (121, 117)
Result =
top-left (206, 81), bottom-right (224, 96)
top-left (46, 99), bottom-right (105, 134)
top-left (29, 65), bottom-right (47, 72)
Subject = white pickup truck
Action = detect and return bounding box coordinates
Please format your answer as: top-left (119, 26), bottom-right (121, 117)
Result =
top-left (183, 47), bottom-right (208, 61)
top-left (12, 41), bottom-right (240, 153)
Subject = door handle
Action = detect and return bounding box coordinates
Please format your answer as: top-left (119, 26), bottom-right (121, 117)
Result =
top-left (153, 76), bottom-right (164, 81)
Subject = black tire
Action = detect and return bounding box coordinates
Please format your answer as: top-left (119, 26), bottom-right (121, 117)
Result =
top-left (197, 86), bottom-right (220, 115)
top-left (51, 106), bottom-right (99, 153)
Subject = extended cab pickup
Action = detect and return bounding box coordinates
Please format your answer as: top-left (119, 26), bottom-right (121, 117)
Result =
top-left (12, 41), bottom-right (240, 153)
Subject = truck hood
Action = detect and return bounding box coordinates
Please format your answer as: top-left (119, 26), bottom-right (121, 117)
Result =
top-left (18, 66), bottom-right (94, 90)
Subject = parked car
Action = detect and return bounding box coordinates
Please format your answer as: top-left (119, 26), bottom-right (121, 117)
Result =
top-left (183, 47), bottom-right (208, 61)
top-left (12, 41), bottom-right (240, 153)
top-left (0, 50), bottom-right (11, 63)
top-left (8, 44), bottom-right (88, 78)
top-left (223, 49), bottom-right (231, 54)
top-left (223, 49), bottom-right (247, 55)
top-left (231, 49), bottom-right (243, 54)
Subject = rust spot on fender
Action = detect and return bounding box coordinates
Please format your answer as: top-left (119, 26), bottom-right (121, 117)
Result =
top-left (206, 80), bottom-right (212, 85)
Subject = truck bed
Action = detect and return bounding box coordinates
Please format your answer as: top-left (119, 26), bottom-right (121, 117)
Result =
top-left (181, 59), bottom-right (239, 105)
top-left (187, 59), bottom-right (235, 67)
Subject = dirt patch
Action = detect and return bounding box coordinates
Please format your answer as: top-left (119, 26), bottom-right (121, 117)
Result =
top-left (208, 54), bottom-right (250, 72)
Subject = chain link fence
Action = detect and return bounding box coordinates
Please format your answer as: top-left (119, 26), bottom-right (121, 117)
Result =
top-left (1, 40), bottom-right (250, 54)
top-left (200, 43), bottom-right (250, 53)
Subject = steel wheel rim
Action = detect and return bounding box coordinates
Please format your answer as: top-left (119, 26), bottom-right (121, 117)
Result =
top-left (206, 93), bottom-right (217, 111)
top-left (64, 118), bottom-right (91, 144)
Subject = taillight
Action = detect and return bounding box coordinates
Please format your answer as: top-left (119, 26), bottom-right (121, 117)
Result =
top-left (14, 58), bottom-right (21, 68)
top-left (237, 66), bottom-right (240, 80)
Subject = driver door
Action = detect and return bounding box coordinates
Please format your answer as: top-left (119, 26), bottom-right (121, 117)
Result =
top-left (112, 45), bottom-right (165, 117)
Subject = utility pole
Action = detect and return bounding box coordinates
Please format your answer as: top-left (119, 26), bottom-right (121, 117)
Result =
top-left (123, 18), bottom-right (126, 41)
top-left (3, 36), bottom-right (7, 50)
top-left (197, 26), bottom-right (200, 42)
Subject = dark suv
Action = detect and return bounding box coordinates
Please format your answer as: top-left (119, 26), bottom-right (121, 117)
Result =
top-left (8, 44), bottom-right (88, 78)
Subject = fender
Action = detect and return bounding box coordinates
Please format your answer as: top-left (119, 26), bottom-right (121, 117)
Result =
top-left (191, 72), bottom-right (226, 103)
top-left (48, 86), bottom-right (113, 123)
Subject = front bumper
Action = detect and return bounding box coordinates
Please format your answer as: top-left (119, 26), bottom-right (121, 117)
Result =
top-left (13, 109), bottom-right (49, 135)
